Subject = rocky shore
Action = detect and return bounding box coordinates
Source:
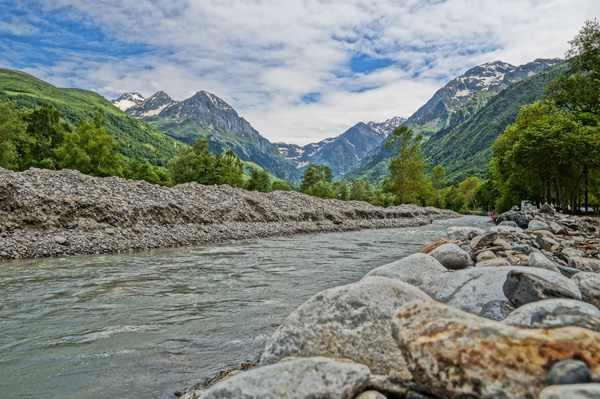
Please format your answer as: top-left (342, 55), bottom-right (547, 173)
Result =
top-left (0, 167), bottom-right (457, 261)
top-left (178, 206), bottom-right (600, 399)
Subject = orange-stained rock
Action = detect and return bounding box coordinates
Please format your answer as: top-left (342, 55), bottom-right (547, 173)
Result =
top-left (418, 238), bottom-right (459, 254)
top-left (392, 300), bottom-right (600, 399)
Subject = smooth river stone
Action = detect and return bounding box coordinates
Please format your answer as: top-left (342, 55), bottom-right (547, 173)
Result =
top-left (261, 276), bottom-right (431, 378)
top-left (202, 357), bottom-right (370, 399)
top-left (364, 253), bottom-right (447, 286)
top-left (392, 300), bottom-right (600, 399)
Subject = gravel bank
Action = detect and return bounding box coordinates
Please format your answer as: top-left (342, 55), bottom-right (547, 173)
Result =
top-left (0, 167), bottom-right (458, 261)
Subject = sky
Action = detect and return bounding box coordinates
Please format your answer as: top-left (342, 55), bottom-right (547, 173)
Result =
top-left (0, 1), bottom-right (598, 145)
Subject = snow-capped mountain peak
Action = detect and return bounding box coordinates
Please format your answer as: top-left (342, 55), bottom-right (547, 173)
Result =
top-left (111, 92), bottom-right (145, 111)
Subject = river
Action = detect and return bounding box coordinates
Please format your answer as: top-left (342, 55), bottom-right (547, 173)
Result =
top-left (0, 215), bottom-right (489, 399)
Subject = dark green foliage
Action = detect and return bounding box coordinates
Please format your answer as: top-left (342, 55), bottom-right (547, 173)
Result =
top-left (124, 160), bottom-right (171, 186)
top-left (246, 168), bottom-right (272, 192)
top-left (0, 68), bottom-right (183, 167)
top-left (383, 126), bottom-right (427, 204)
top-left (271, 180), bottom-right (292, 191)
top-left (349, 179), bottom-right (373, 202)
top-left (0, 99), bottom-right (28, 169)
top-left (300, 164), bottom-right (335, 198)
top-left (55, 109), bottom-right (124, 177)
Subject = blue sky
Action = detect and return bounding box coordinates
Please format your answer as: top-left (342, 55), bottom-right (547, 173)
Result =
top-left (0, 0), bottom-right (598, 145)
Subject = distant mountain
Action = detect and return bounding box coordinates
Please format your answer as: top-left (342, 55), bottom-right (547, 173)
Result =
top-left (277, 116), bottom-right (406, 177)
top-left (119, 90), bottom-right (301, 182)
top-left (343, 58), bottom-right (563, 185)
top-left (407, 58), bottom-right (563, 131)
top-left (421, 63), bottom-right (566, 182)
top-left (0, 68), bottom-right (183, 167)
top-left (111, 92), bottom-right (145, 111)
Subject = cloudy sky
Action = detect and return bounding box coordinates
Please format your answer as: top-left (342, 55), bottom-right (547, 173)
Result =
top-left (0, 0), bottom-right (598, 145)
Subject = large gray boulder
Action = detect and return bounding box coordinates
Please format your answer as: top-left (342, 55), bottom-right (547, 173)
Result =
top-left (202, 357), bottom-right (370, 399)
top-left (503, 299), bottom-right (600, 328)
top-left (428, 243), bottom-right (474, 270)
top-left (528, 219), bottom-right (551, 232)
top-left (528, 251), bottom-right (560, 273)
top-left (572, 272), bottom-right (600, 308)
top-left (446, 226), bottom-right (485, 241)
top-left (419, 266), bottom-right (580, 315)
top-left (261, 276), bottom-right (431, 378)
top-left (569, 257), bottom-right (600, 272)
top-left (503, 270), bottom-right (582, 307)
top-left (364, 253), bottom-right (446, 286)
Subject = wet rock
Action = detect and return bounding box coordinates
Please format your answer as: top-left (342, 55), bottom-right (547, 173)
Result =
top-left (202, 357), bottom-right (370, 399)
top-left (469, 232), bottom-right (498, 251)
top-left (478, 299), bottom-right (514, 321)
top-left (364, 253), bottom-right (446, 286)
top-left (569, 257), bottom-right (600, 272)
top-left (547, 360), bottom-right (592, 385)
top-left (260, 276), bottom-right (431, 378)
top-left (572, 272), bottom-right (600, 308)
top-left (392, 300), bottom-right (600, 399)
top-left (528, 252), bottom-right (560, 273)
top-left (539, 384), bottom-right (600, 399)
top-left (428, 243), bottom-right (474, 270)
top-left (419, 266), bottom-right (578, 315)
top-left (446, 226), bottom-right (485, 241)
top-left (503, 299), bottom-right (600, 329)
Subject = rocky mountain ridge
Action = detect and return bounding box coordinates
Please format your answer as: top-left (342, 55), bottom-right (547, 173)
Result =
top-left (113, 90), bottom-right (301, 181)
top-left (111, 92), bottom-right (145, 111)
top-left (276, 116), bottom-right (406, 177)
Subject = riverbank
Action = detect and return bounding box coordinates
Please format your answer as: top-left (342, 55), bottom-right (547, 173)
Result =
top-left (0, 167), bottom-right (457, 261)
top-left (180, 207), bottom-right (600, 399)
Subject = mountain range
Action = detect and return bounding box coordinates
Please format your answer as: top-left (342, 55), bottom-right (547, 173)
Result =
top-left (113, 90), bottom-right (301, 181)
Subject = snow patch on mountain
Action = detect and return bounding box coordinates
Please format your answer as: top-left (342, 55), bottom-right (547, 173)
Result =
top-left (111, 92), bottom-right (145, 111)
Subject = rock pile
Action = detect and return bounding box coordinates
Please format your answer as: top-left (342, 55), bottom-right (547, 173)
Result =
top-left (0, 167), bottom-right (457, 261)
top-left (180, 207), bottom-right (600, 399)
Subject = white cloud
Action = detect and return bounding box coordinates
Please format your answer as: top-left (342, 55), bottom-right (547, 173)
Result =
top-left (7, 0), bottom-right (600, 144)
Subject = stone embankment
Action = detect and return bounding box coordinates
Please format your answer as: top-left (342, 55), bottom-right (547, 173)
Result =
top-left (0, 167), bottom-right (457, 261)
top-left (179, 206), bottom-right (600, 399)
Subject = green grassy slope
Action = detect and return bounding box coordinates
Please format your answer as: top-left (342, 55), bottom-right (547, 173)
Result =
top-left (0, 69), bottom-right (184, 166)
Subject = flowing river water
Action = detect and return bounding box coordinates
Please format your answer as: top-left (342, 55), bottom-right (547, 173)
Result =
top-left (0, 215), bottom-right (489, 399)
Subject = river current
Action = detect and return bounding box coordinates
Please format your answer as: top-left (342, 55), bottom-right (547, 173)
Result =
top-left (0, 215), bottom-right (489, 399)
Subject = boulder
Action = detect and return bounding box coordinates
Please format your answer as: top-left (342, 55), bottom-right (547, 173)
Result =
top-left (476, 250), bottom-right (496, 262)
top-left (469, 232), bottom-right (498, 251)
top-left (364, 253), bottom-right (447, 286)
top-left (355, 391), bottom-right (388, 399)
top-left (536, 235), bottom-right (559, 251)
top-left (419, 266), bottom-right (579, 315)
top-left (569, 257), bottom-right (600, 272)
top-left (418, 238), bottom-right (458, 254)
top-left (561, 247), bottom-right (587, 262)
top-left (478, 300), bottom-right (514, 321)
top-left (528, 252), bottom-right (560, 273)
top-left (547, 360), bottom-right (591, 385)
top-left (498, 220), bottom-right (518, 227)
top-left (512, 244), bottom-right (535, 255)
top-left (503, 299), bottom-right (600, 330)
top-left (528, 219), bottom-right (551, 232)
top-left (260, 276), bottom-right (431, 378)
top-left (392, 300), bottom-right (600, 399)
top-left (572, 272), bottom-right (600, 308)
top-left (539, 384), bottom-right (600, 399)
top-left (202, 357), bottom-right (370, 399)
top-left (495, 211), bottom-right (529, 228)
top-left (428, 243), bottom-right (474, 270)
top-left (446, 226), bottom-right (485, 241)
top-left (476, 258), bottom-right (511, 267)
top-left (540, 202), bottom-right (555, 214)
top-left (503, 270), bottom-right (582, 307)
